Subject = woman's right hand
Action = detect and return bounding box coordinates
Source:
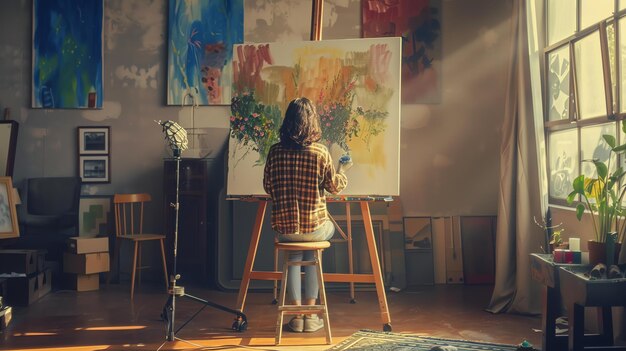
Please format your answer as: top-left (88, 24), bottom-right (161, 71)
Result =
top-left (338, 157), bottom-right (353, 174)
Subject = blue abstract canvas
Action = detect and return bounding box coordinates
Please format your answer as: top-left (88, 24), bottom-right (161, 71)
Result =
top-left (32, 0), bottom-right (103, 109)
top-left (167, 0), bottom-right (244, 105)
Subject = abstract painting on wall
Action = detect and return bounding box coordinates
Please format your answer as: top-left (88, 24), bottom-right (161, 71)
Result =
top-left (362, 0), bottom-right (441, 104)
top-left (32, 0), bottom-right (103, 109)
top-left (167, 0), bottom-right (244, 105)
top-left (227, 38), bottom-right (402, 196)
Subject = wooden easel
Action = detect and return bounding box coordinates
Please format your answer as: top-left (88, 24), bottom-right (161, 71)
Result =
top-left (233, 0), bottom-right (392, 331)
top-left (234, 198), bottom-right (392, 331)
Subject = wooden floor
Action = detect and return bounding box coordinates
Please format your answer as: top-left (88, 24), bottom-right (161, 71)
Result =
top-left (0, 283), bottom-right (541, 351)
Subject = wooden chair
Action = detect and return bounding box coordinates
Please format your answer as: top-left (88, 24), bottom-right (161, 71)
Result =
top-left (109, 193), bottom-right (168, 299)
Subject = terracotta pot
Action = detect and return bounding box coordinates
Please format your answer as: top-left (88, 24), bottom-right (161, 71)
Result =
top-left (588, 240), bottom-right (622, 266)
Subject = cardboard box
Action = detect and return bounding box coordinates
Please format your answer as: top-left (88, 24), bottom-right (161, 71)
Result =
top-left (4, 269), bottom-right (52, 306)
top-left (66, 274), bottom-right (99, 291)
top-left (0, 250), bottom-right (38, 274)
top-left (37, 269), bottom-right (52, 299)
top-left (67, 237), bottom-right (109, 254)
top-left (5, 272), bottom-right (41, 306)
top-left (36, 251), bottom-right (46, 272)
top-left (63, 252), bottom-right (110, 274)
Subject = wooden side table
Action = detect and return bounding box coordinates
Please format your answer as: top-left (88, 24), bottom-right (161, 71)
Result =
top-left (558, 266), bottom-right (626, 351)
top-left (530, 253), bottom-right (582, 351)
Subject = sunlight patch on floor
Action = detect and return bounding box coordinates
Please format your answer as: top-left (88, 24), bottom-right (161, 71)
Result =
top-left (75, 325), bottom-right (147, 331)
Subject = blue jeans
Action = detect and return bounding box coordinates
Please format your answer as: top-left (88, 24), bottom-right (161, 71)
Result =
top-left (278, 220), bottom-right (335, 302)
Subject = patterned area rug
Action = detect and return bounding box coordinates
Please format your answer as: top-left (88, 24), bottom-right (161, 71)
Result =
top-left (327, 330), bottom-right (521, 350)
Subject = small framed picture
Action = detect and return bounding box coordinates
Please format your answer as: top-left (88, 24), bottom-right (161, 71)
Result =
top-left (79, 155), bottom-right (110, 183)
top-left (78, 126), bottom-right (110, 154)
top-left (0, 176), bottom-right (19, 239)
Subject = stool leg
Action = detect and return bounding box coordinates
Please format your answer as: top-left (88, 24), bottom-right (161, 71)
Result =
top-left (273, 242), bottom-right (279, 304)
top-left (315, 249), bottom-right (332, 344)
top-left (276, 251), bottom-right (290, 345)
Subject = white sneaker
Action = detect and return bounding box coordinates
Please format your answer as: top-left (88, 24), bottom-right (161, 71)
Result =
top-left (304, 314), bottom-right (324, 332)
top-left (287, 316), bottom-right (304, 332)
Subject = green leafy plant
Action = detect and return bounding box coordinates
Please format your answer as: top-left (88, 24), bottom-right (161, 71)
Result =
top-left (230, 92), bottom-right (281, 164)
top-left (318, 101), bottom-right (360, 152)
top-left (550, 229), bottom-right (564, 248)
top-left (567, 121), bottom-right (626, 243)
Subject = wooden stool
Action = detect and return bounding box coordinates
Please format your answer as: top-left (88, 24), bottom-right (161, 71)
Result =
top-left (275, 241), bottom-right (332, 345)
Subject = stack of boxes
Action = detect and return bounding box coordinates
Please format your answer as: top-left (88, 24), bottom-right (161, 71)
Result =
top-left (63, 237), bottom-right (110, 291)
top-left (0, 249), bottom-right (52, 307)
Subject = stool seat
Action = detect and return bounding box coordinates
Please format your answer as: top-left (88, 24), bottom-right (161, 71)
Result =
top-left (274, 241), bottom-right (331, 251)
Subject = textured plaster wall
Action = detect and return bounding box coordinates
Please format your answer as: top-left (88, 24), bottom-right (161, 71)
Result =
top-left (0, 0), bottom-right (513, 232)
top-left (401, 0), bottom-right (513, 216)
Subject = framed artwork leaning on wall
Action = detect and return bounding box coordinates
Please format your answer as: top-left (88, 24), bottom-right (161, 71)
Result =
top-left (78, 195), bottom-right (112, 237)
top-left (0, 176), bottom-right (19, 239)
top-left (0, 120), bottom-right (19, 177)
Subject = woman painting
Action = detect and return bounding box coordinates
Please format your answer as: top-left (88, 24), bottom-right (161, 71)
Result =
top-left (263, 97), bottom-right (352, 332)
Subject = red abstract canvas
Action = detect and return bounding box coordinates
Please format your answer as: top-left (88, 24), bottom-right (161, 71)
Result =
top-left (362, 0), bottom-right (441, 104)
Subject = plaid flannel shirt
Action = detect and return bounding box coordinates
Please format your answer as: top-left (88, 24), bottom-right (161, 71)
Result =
top-left (263, 142), bottom-right (347, 234)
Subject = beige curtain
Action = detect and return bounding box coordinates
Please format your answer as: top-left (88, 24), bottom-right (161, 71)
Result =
top-left (486, 0), bottom-right (544, 315)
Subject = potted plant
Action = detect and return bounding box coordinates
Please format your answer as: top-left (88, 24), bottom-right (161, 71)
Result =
top-left (567, 125), bottom-right (626, 265)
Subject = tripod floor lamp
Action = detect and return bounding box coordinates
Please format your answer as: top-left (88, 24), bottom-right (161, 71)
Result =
top-left (157, 120), bottom-right (247, 346)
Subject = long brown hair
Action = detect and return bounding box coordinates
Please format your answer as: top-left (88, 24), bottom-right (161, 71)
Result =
top-left (279, 97), bottom-right (321, 148)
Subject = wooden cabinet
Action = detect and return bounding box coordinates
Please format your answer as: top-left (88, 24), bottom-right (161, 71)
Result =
top-left (163, 158), bottom-right (223, 286)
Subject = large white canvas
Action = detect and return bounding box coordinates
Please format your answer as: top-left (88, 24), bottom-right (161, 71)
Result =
top-left (227, 37), bottom-right (401, 196)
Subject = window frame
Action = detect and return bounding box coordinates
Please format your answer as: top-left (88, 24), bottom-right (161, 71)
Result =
top-left (544, 1), bottom-right (623, 207)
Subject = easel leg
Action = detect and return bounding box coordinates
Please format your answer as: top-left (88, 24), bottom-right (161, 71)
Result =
top-left (235, 201), bottom-right (268, 313)
top-left (360, 201), bottom-right (391, 329)
top-left (346, 202), bottom-right (355, 303)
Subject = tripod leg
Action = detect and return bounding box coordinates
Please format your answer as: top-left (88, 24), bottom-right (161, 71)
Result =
top-left (160, 239), bottom-right (169, 291)
top-left (162, 295), bottom-right (174, 341)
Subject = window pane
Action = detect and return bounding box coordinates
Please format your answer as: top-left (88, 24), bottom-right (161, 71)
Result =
top-left (548, 0), bottom-right (576, 45)
top-left (574, 32), bottom-right (607, 119)
top-left (548, 46), bottom-right (570, 121)
top-left (580, 123), bottom-right (616, 179)
top-left (619, 18), bottom-right (626, 112)
top-left (581, 0), bottom-right (613, 30)
top-left (549, 129), bottom-right (579, 200)
top-left (617, 122), bottom-right (626, 170)
top-left (621, 0), bottom-right (626, 10)
top-left (608, 22), bottom-right (617, 114)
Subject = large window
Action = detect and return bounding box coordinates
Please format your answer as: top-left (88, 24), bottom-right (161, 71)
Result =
top-left (545, 1), bottom-right (623, 205)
